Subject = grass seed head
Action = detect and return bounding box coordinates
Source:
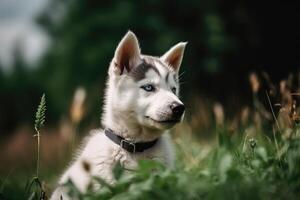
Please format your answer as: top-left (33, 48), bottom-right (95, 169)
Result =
top-left (34, 94), bottom-right (46, 132)
top-left (249, 73), bottom-right (260, 94)
top-left (70, 87), bottom-right (86, 124)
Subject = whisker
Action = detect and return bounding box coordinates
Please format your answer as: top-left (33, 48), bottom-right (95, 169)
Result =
top-left (178, 76), bottom-right (185, 81)
top-left (178, 71), bottom-right (186, 79)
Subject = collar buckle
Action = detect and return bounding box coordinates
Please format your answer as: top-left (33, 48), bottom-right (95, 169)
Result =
top-left (120, 139), bottom-right (136, 153)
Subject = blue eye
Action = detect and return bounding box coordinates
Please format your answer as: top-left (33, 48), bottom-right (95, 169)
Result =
top-left (141, 84), bottom-right (155, 92)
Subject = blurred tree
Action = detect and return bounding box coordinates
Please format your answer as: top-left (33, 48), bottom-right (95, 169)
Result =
top-left (35, 0), bottom-right (235, 123)
top-left (1, 0), bottom-right (299, 132)
top-left (0, 46), bottom-right (40, 134)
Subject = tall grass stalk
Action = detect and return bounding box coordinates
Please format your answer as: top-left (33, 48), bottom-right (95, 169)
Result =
top-left (34, 94), bottom-right (46, 178)
top-left (265, 90), bottom-right (281, 133)
top-left (70, 87), bottom-right (86, 152)
top-left (25, 94), bottom-right (47, 199)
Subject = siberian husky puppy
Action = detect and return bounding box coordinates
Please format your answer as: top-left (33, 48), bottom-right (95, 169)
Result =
top-left (51, 31), bottom-right (187, 199)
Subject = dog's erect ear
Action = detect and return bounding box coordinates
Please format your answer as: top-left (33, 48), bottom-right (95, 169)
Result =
top-left (161, 42), bottom-right (187, 72)
top-left (113, 31), bottom-right (141, 75)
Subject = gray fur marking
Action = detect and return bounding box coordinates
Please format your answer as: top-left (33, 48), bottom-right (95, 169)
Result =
top-left (165, 72), bottom-right (170, 83)
top-left (129, 58), bottom-right (160, 81)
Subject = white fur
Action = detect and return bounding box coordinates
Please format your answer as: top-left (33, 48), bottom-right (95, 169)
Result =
top-left (50, 130), bottom-right (174, 200)
top-left (50, 31), bottom-right (186, 200)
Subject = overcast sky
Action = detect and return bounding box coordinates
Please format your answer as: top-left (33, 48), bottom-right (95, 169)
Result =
top-left (0, 0), bottom-right (49, 72)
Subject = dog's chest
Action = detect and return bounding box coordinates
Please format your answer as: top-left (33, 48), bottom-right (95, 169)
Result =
top-left (83, 131), bottom-right (173, 171)
top-left (111, 143), bottom-right (166, 170)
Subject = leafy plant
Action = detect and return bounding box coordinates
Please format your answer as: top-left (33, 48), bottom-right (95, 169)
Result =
top-left (62, 132), bottom-right (300, 200)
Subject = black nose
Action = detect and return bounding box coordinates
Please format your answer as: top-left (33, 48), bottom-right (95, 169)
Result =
top-left (170, 102), bottom-right (185, 118)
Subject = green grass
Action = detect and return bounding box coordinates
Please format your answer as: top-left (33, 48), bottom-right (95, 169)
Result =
top-left (1, 87), bottom-right (300, 199)
top-left (59, 127), bottom-right (300, 200)
top-left (1, 125), bottom-right (300, 199)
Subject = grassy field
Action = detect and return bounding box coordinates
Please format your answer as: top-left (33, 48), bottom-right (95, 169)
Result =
top-left (2, 122), bottom-right (300, 200)
top-left (57, 125), bottom-right (300, 200)
top-left (1, 75), bottom-right (300, 200)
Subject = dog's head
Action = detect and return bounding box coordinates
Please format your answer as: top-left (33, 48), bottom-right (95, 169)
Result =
top-left (106, 31), bottom-right (186, 131)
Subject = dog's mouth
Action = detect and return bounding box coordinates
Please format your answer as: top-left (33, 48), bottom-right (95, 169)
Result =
top-left (145, 116), bottom-right (181, 124)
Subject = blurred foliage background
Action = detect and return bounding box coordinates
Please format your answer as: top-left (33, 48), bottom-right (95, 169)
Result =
top-left (1, 1), bottom-right (300, 198)
top-left (1, 0), bottom-right (300, 134)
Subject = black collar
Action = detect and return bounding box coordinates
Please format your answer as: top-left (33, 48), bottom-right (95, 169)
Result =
top-left (104, 128), bottom-right (159, 153)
